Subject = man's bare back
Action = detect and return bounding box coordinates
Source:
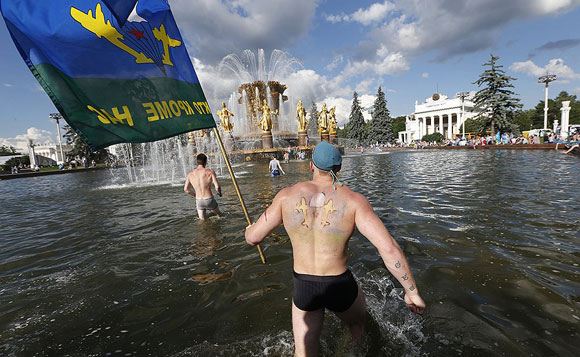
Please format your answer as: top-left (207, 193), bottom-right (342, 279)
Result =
top-left (184, 154), bottom-right (221, 220)
top-left (279, 181), bottom-right (360, 276)
top-left (245, 142), bottom-right (425, 356)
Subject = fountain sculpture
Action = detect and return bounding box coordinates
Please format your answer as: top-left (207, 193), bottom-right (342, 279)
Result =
top-left (296, 99), bottom-right (308, 146)
top-left (107, 49), bottom-right (344, 185)
top-left (219, 49), bottom-right (302, 150)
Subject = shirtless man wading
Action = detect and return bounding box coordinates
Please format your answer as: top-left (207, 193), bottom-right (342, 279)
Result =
top-left (269, 155), bottom-right (286, 177)
top-left (184, 153), bottom-right (222, 220)
top-left (245, 141), bottom-right (425, 356)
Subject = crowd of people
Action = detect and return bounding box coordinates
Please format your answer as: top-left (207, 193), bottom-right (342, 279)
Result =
top-left (281, 147), bottom-right (309, 161)
top-left (9, 163), bottom-right (39, 174)
top-left (406, 130), bottom-right (579, 151)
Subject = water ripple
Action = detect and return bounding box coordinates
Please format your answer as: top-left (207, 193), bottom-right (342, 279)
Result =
top-left (0, 150), bottom-right (578, 356)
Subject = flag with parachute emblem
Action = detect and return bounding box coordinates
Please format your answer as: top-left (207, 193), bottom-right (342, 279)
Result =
top-left (0, 0), bottom-right (216, 150)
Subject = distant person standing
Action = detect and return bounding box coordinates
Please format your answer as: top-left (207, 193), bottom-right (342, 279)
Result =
top-left (184, 153), bottom-right (222, 220)
top-left (269, 155), bottom-right (285, 177)
top-left (284, 151), bottom-right (290, 163)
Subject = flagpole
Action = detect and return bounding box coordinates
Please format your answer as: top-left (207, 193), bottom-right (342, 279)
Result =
top-left (212, 127), bottom-right (266, 264)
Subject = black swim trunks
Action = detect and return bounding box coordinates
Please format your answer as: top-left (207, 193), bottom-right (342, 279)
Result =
top-left (293, 270), bottom-right (358, 312)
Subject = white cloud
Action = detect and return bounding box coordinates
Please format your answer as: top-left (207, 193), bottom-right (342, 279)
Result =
top-left (575, 87), bottom-right (580, 95)
top-left (285, 69), bottom-right (328, 103)
top-left (325, 14), bottom-right (348, 24)
top-left (325, 1), bottom-right (395, 26)
top-left (171, 0), bottom-right (318, 62)
top-left (510, 58), bottom-right (580, 81)
top-left (317, 97), bottom-right (352, 127)
top-left (3, 83), bottom-right (13, 87)
top-left (355, 78), bottom-right (375, 93)
top-left (531, 0), bottom-right (578, 15)
top-left (421, 72), bottom-right (429, 78)
top-left (359, 94), bottom-right (376, 122)
top-left (190, 56), bottom-right (238, 109)
top-left (328, 0), bottom-right (580, 77)
top-left (0, 127), bottom-right (55, 153)
top-left (325, 54), bottom-right (344, 71)
top-left (379, 0), bottom-right (579, 58)
top-left (342, 50), bottom-right (409, 79)
top-left (318, 94), bottom-right (376, 127)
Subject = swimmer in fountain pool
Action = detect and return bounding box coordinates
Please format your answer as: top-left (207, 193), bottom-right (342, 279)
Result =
top-left (245, 141), bottom-right (426, 356)
top-left (184, 153), bottom-right (222, 220)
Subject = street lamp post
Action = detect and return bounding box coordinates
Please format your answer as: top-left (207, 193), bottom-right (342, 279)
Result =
top-left (457, 91), bottom-right (470, 139)
top-left (49, 113), bottom-right (65, 163)
top-left (538, 74), bottom-right (557, 130)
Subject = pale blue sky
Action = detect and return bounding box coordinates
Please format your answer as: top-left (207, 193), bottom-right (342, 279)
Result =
top-left (1, 0), bottom-right (580, 148)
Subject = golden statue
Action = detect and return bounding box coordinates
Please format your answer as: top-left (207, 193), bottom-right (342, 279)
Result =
top-left (216, 102), bottom-right (234, 132)
top-left (259, 99), bottom-right (277, 132)
top-left (296, 99), bottom-right (308, 132)
top-left (328, 106), bottom-right (337, 135)
top-left (318, 103), bottom-right (329, 133)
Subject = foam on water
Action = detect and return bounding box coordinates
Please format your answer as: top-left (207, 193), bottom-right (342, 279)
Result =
top-left (354, 266), bottom-right (427, 356)
top-left (173, 331), bottom-right (294, 356)
top-left (96, 182), bottom-right (172, 190)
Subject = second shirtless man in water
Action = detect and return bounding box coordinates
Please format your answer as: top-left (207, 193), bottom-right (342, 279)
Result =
top-left (245, 141), bottom-right (425, 356)
top-left (184, 153), bottom-right (222, 220)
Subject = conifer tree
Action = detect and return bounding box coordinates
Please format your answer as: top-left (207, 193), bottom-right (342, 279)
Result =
top-left (368, 86), bottom-right (393, 143)
top-left (345, 92), bottom-right (367, 144)
top-left (473, 54), bottom-right (522, 135)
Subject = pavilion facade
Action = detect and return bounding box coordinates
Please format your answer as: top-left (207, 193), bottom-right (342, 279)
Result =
top-left (398, 92), bottom-right (478, 143)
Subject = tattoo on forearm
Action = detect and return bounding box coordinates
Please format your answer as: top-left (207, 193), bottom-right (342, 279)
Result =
top-left (395, 260), bottom-right (401, 269)
top-left (402, 273), bottom-right (408, 280)
top-left (409, 285), bottom-right (415, 291)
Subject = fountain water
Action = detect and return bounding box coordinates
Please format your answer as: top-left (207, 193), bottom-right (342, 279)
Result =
top-left (108, 133), bottom-right (225, 185)
top-left (107, 49), bottom-right (308, 184)
top-left (218, 49), bottom-right (303, 146)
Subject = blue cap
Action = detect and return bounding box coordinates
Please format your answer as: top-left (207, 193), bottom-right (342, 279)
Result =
top-left (312, 141), bottom-right (342, 171)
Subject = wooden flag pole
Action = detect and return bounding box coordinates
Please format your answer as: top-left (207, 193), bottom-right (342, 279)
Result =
top-left (212, 127), bottom-right (266, 264)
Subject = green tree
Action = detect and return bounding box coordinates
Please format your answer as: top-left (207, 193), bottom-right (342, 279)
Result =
top-left (392, 116), bottom-right (406, 136)
top-left (63, 124), bottom-right (109, 162)
top-left (422, 132), bottom-right (445, 143)
top-left (1, 155), bottom-right (30, 173)
top-left (0, 145), bottom-right (18, 156)
top-left (344, 92), bottom-right (367, 145)
top-left (368, 86), bottom-right (393, 144)
top-left (308, 101), bottom-right (318, 138)
top-left (463, 117), bottom-right (488, 135)
top-left (473, 54), bottom-right (522, 135)
top-left (531, 91), bottom-right (580, 129)
top-left (336, 126), bottom-right (346, 138)
top-left (513, 109), bottom-right (535, 132)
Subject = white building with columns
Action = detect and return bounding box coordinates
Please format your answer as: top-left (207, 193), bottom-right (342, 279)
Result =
top-left (30, 143), bottom-right (73, 165)
top-left (398, 92), bottom-right (479, 143)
